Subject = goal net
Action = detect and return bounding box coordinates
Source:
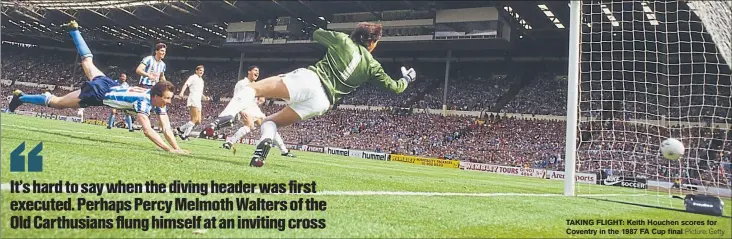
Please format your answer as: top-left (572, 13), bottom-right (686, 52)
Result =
top-left (574, 0), bottom-right (732, 207)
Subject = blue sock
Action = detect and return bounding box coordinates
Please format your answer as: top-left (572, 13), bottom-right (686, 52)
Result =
top-left (108, 113), bottom-right (115, 128)
top-left (125, 115), bottom-right (133, 130)
top-left (19, 94), bottom-right (50, 106)
top-left (69, 30), bottom-right (93, 58)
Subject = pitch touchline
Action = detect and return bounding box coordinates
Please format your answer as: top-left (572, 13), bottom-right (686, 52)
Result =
top-left (0, 183), bottom-right (650, 197)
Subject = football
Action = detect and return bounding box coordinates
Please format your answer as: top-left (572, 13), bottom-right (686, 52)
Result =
top-left (661, 138), bottom-right (685, 160)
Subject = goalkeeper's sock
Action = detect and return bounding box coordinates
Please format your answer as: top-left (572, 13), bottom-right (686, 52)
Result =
top-left (69, 30), bottom-right (93, 59)
top-left (259, 121), bottom-right (277, 141)
top-left (107, 113), bottom-right (116, 128)
top-left (273, 132), bottom-right (288, 153)
top-left (19, 94), bottom-right (51, 106)
top-left (125, 115), bottom-right (133, 130)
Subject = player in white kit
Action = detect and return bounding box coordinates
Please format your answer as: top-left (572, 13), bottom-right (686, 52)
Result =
top-left (176, 65), bottom-right (209, 140)
top-left (200, 66), bottom-right (295, 157)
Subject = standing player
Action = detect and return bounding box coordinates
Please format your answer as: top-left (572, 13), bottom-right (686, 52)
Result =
top-left (135, 40), bottom-right (167, 131)
top-left (106, 73), bottom-right (134, 132)
top-left (201, 66), bottom-right (295, 157)
top-left (230, 23), bottom-right (416, 167)
top-left (5, 95), bottom-right (13, 112)
top-left (137, 43), bottom-right (167, 88)
top-left (8, 20), bottom-right (188, 155)
top-left (77, 108), bottom-right (84, 122)
top-left (176, 65), bottom-right (209, 140)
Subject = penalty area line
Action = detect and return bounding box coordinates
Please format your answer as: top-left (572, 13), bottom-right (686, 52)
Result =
top-left (0, 183), bottom-right (646, 197)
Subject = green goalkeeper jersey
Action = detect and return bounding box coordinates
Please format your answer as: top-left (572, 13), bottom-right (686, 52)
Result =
top-left (307, 28), bottom-right (409, 104)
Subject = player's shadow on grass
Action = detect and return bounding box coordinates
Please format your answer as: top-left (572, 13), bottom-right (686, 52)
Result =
top-left (13, 127), bottom-right (146, 148)
top-left (2, 134), bottom-right (161, 156)
top-left (10, 127), bottom-right (252, 166)
top-left (188, 154), bottom-right (251, 167)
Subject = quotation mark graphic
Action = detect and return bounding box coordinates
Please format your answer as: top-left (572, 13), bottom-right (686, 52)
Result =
top-left (10, 142), bottom-right (44, 172)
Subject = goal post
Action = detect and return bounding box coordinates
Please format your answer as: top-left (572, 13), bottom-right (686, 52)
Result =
top-left (565, 0), bottom-right (732, 208)
top-left (564, 0), bottom-right (582, 197)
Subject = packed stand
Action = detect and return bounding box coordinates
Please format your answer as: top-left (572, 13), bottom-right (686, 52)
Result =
top-left (502, 74), bottom-right (568, 116)
top-left (580, 73), bottom-right (732, 124)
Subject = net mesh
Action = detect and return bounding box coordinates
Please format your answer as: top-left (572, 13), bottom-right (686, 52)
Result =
top-left (577, 0), bottom-right (732, 206)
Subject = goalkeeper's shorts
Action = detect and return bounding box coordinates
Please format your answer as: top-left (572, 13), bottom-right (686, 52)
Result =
top-left (280, 68), bottom-right (330, 120)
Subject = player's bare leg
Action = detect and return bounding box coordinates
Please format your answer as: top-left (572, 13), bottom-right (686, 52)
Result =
top-left (191, 107), bottom-right (202, 125)
top-left (177, 106), bottom-right (201, 140)
top-left (248, 76), bottom-right (291, 99)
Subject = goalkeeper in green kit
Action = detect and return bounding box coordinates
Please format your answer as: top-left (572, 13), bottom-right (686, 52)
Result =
top-left (235, 22), bottom-right (416, 167)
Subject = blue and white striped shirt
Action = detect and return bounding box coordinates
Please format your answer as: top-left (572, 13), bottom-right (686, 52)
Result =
top-left (138, 55), bottom-right (166, 86)
top-left (103, 86), bottom-right (167, 116)
top-left (117, 80), bottom-right (129, 88)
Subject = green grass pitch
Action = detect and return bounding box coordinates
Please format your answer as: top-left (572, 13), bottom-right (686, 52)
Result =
top-left (1, 113), bottom-right (730, 238)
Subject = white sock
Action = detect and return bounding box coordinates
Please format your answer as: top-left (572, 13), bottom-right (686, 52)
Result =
top-left (273, 132), bottom-right (288, 153)
top-left (227, 126), bottom-right (251, 144)
top-left (259, 121), bottom-right (277, 142)
top-left (180, 121), bottom-right (192, 131)
top-left (183, 121), bottom-right (196, 136)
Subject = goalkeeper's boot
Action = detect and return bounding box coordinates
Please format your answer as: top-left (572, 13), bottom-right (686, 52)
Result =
top-left (61, 20), bottom-right (79, 31)
top-left (8, 90), bottom-right (24, 113)
top-left (222, 142), bottom-right (233, 150)
top-left (250, 138), bottom-right (272, 167)
top-left (281, 152), bottom-right (297, 158)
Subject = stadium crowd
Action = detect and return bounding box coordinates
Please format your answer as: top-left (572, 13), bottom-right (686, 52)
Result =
top-left (2, 46), bottom-right (730, 187)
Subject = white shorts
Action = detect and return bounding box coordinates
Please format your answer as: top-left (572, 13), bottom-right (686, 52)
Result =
top-left (281, 68), bottom-right (330, 120)
top-left (187, 98), bottom-right (202, 109)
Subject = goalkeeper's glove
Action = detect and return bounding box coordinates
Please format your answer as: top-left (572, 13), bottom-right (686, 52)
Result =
top-left (401, 66), bottom-right (416, 82)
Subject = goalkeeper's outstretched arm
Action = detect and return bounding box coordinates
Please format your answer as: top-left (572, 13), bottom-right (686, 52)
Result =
top-left (368, 60), bottom-right (412, 94)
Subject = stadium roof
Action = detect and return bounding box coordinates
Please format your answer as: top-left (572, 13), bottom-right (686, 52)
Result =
top-left (1, 1), bottom-right (550, 53)
top-left (1, 0), bottom-right (716, 60)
